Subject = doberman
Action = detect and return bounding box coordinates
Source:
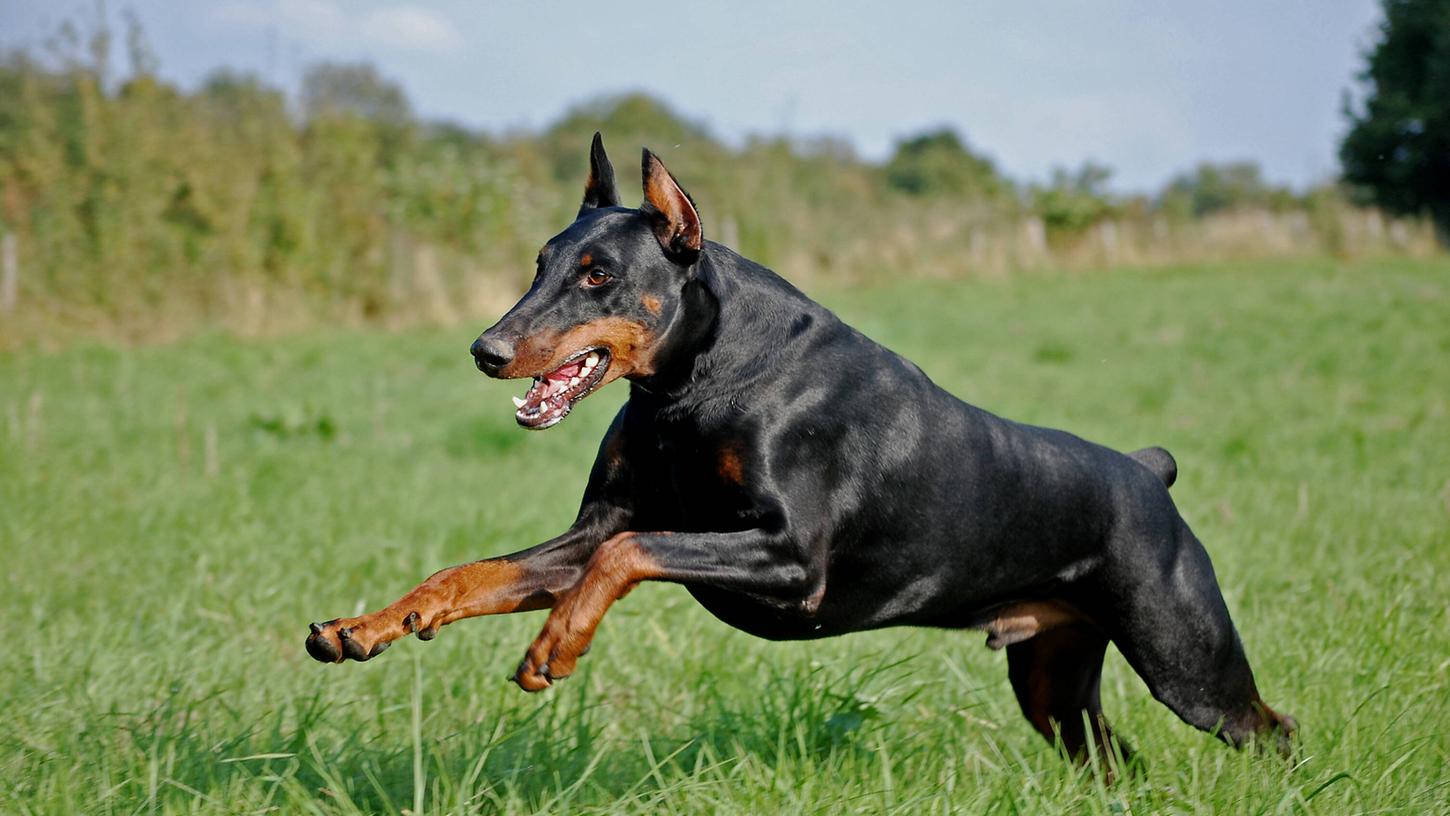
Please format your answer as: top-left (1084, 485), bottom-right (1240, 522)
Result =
top-left (306, 133), bottom-right (1296, 766)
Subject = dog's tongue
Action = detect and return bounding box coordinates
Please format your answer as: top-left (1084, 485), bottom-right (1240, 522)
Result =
top-left (515, 358), bottom-right (587, 413)
top-left (548, 359), bottom-right (585, 382)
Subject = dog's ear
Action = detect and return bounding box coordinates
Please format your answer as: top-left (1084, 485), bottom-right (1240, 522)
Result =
top-left (578, 132), bottom-right (621, 217)
top-left (640, 149), bottom-right (702, 264)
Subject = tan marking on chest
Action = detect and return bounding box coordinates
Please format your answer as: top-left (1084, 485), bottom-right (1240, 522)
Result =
top-left (717, 445), bottom-right (744, 484)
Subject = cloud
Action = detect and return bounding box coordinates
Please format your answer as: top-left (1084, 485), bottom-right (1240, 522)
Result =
top-left (211, 1), bottom-right (462, 54)
top-left (360, 6), bottom-right (464, 53)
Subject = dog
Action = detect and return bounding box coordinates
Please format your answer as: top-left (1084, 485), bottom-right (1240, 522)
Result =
top-left (306, 133), bottom-right (1296, 766)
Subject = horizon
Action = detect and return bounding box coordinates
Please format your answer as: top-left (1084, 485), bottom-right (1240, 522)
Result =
top-left (1, 0), bottom-right (1385, 194)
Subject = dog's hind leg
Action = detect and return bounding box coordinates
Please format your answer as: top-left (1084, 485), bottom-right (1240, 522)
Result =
top-left (1101, 518), bottom-right (1296, 754)
top-left (1006, 622), bottom-right (1136, 774)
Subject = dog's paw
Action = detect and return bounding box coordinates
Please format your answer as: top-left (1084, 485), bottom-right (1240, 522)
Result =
top-left (512, 649), bottom-right (582, 691)
top-left (511, 633), bottom-right (564, 691)
top-left (511, 655), bottom-right (554, 692)
top-left (1265, 710), bottom-right (1299, 759)
top-left (304, 611), bottom-right (438, 663)
top-left (510, 609), bottom-right (595, 691)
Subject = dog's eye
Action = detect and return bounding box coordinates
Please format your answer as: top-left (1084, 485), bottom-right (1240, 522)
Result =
top-left (583, 268), bottom-right (611, 287)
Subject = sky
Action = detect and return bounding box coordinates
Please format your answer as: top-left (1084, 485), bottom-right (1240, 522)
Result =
top-left (0, 0), bottom-right (1386, 193)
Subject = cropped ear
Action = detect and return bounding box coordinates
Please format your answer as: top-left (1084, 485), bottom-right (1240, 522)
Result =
top-left (578, 132), bottom-right (621, 217)
top-left (640, 149), bottom-right (702, 264)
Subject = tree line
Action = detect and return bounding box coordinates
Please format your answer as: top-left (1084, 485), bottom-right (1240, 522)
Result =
top-left (0, 13), bottom-right (1438, 347)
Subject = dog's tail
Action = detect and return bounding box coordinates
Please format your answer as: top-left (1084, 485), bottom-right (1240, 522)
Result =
top-left (1128, 446), bottom-right (1177, 488)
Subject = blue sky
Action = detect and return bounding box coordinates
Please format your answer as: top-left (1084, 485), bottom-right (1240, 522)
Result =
top-left (1, 0), bottom-right (1384, 192)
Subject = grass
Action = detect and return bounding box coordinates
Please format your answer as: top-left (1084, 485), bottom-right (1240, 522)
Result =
top-left (2, 257), bottom-right (1448, 814)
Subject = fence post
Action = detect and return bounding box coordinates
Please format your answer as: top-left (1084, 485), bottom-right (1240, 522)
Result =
top-left (0, 232), bottom-right (16, 313)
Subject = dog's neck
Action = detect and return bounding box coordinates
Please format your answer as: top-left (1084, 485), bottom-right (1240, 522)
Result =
top-left (629, 263), bottom-right (720, 396)
top-left (630, 242), bottom-right (832, 420)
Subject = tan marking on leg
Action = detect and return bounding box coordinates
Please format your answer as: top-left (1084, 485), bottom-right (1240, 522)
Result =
top-left (1006, 623), bottom-right (1129, 780)
top-left (514, 533), bottom-right (660, 690)
top-left (308, 559), bottom-right (550, 662)
top-left (1249, 695), bottom-right (1299, 757)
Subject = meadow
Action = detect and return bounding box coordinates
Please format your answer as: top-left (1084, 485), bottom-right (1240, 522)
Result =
top-left (2, 257), bottom-right (1448, 814)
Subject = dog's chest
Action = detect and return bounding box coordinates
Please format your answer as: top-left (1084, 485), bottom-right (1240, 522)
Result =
top-left (627, 430), bottom-right (758, 530)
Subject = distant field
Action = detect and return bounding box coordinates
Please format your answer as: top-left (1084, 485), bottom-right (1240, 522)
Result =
top-left (2, 258), bottom-right (1448, 814)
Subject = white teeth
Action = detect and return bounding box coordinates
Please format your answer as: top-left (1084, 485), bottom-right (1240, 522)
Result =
top-left (514, 353), bottom-right (607, 428)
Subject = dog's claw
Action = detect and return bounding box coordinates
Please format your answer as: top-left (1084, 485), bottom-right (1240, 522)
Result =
top-left (305, 618), bottom-right (397, 664)
top-left (339, 629), bottom-right (370, 661)
top-left (403, 611), bottom-right (420, 633)
top-left (511, 659), bottom-right (552, 692)
top-left (305, 625), bottom-right (342, 663)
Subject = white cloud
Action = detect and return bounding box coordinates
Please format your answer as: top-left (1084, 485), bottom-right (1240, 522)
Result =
top-left (360, 6), bottom-right (464, 53)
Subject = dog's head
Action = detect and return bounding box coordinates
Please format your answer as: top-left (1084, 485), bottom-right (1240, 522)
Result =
top-left (471, 133), bottom-right (704, 430)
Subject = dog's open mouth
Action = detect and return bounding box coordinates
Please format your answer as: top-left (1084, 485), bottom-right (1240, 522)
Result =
top-left (513, 348), bottom-right (611, 430)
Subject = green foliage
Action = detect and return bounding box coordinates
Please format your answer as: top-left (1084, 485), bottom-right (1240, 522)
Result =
top-left (884, 128), bottom-right (1008, 201)
top-left (1340, 0), bottom-right (1450, 243)
top-left (2, 259), bottom-right (1448, 813)
top-left (541, 93), bottom-right (719, 183)
top-left (1160, 161), bottom-right (1296, 219)
top-left (1032, 162), bottom-right (1116, 234)
top-left (0, 15), bottom-right (1428, 348)
top-left (302, 62), bottom-right (412, 127)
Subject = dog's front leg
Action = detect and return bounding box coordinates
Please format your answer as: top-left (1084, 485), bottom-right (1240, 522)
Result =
top-left (305, 526), bottom-right (607, 663)
top-left (512, 528), bottom-right (806, 690)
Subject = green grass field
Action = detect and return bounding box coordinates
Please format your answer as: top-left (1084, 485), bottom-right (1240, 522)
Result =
top-left (3, 258), bottom-right (1448, 814)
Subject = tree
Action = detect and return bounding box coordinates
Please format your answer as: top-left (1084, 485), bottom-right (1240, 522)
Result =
top-left (299, 62), bottom-right (414, 164)
top-left (885, 128), bottom-right (1007, 201)
top-left (1159, 161), bottom-right (1293, 218)
top-left (1340, 0), bottom-right (1450, 244)
top-left (300, 62), bottom-right (410, 126)
top-left (540, 93), bottom-right (718, 184)
top-left (1032, 161), bottom-right (1116, 233)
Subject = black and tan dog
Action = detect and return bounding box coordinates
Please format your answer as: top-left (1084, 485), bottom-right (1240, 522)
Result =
top-left (306, 133), bottom-right (1295, 765)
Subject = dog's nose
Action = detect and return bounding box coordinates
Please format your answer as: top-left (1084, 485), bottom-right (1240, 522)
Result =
top-left (471, 335), bottom-right (514, 374)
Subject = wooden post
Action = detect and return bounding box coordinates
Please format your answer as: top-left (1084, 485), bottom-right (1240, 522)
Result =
top-left (0, 232), bottom-right (16, 313)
